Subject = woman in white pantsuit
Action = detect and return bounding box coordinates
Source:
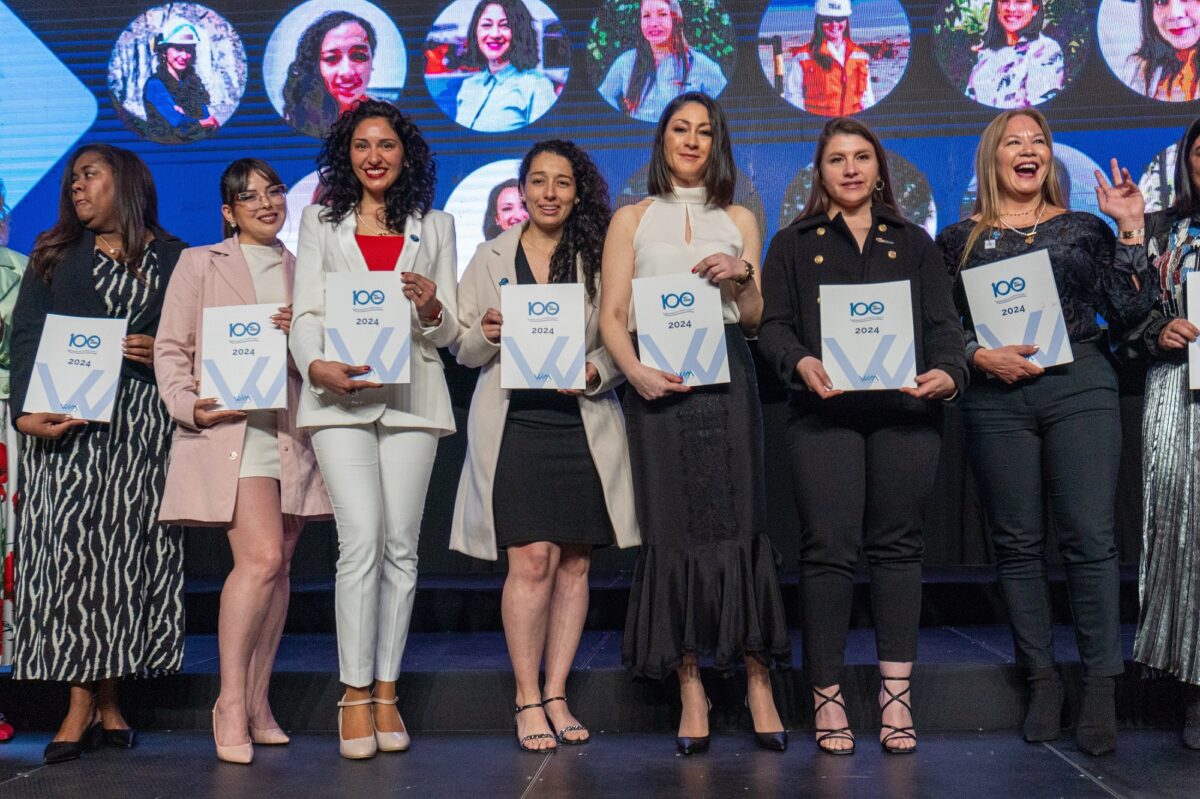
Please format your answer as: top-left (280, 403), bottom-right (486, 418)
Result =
top-left (290, 100), bottom-right (460, 760)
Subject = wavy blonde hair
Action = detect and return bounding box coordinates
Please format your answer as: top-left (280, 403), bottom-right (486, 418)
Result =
top-left (960, 109), bottom-right (1066, 268)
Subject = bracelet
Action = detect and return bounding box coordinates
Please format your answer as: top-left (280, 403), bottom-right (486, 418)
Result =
top-left (419, 301), bottom-right (443, 326)
top-left (1119, 227), bottom-right (1145, 240)
top-left (732, 259), bottom-right (755, 287)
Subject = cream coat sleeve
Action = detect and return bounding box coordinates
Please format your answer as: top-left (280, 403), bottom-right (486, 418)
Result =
top-left (153, 247), bottom-right (202, 430)
top-left (451, 242), bottom-right (502, 369)
top-left (289, 206), bottom-right (328, 391)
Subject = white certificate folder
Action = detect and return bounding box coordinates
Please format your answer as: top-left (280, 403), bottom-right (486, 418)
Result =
top-left (632, 273), bottom-right (729, 386)
top-left (24, 314), bottom-right (128, 421)
top-left (500, 283), bottom-right (586, 390)
top-left (324, 272), bottom-right (412, 384)
top-left (960, 249), bottom-right (1073, 368)
top-left (201, 304), bottom-right (288, 410)
top-left (819, 280), bottom-right (916, 391)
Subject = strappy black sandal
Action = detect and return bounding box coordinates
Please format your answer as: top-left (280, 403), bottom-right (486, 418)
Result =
top-left (513, 703), bottom-right (557, 753)
top-left (542, 696), bottom-right (589, 745)
top-left (813, 687), bottom-right (855, 756)
top-left (880, 676), bottom-right (918, 754)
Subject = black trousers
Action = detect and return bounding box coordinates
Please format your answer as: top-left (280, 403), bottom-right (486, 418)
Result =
top-left (786, 401), bottom-right (942, 686)
top-left (960, 347), bottom-right (1123, 677)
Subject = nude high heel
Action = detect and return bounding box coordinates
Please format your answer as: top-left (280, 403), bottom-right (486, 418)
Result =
top-left (248, 724), bottom-right (290, 745)
top-left (371, 696), bottom-right (411, 752)
top-left (337, 697), bottom-right (377, 760)
top-left (212, 703), bottom-right (253, 765)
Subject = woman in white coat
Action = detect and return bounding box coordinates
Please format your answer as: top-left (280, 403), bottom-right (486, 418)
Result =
top-left (451, 140), bottom-right (639, 752)
top-left (290, 100), bottom-right (460, 760)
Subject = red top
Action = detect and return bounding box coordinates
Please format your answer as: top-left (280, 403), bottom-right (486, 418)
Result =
top-left (356, 235), bottom-right (404, 271)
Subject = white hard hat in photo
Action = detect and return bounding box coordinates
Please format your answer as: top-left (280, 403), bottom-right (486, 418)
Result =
top-left (158, 18), bottom-right (201, 47)
top-left (814, 0), bottom-right (852, 18)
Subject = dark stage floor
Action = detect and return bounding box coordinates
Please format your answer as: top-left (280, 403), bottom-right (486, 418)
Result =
top-left (0, 730), bottom-right (1192, 799)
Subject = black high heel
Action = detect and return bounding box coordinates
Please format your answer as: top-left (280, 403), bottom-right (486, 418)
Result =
top-left (676, 698), bottom-right (712, 755)
top-left (744, 696), bottom-right (787, 751)
top-left (813, 687), bottom-right (855, 755)
top-left (542, 696), bottom-right (589, 746)
top-left (513, 703), bottom-right (556, 754)
top-left (102, 727), bottom-right (137, 748)
top-left (43, 719), bottom-right (102, 765)
top-left (879, 676), bottom-right (917, 754)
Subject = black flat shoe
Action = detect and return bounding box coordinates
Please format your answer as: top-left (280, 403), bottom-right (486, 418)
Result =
top-left (103, 727), bottom-right (137, 749)
top-left (43, 722), bottom-right (102, 765)
top-left (754, 731), bottom-right (788, 751)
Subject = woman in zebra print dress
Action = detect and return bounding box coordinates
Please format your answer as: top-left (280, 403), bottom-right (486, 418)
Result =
top-left (9, 145), bottom-right (187, 765)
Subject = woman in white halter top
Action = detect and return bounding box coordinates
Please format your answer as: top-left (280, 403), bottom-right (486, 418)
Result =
top-left (599, 93), bottom-right (790, 755)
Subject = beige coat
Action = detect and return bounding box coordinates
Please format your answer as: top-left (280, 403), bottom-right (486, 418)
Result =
top-left (154, 237), bottom-right (332, 525)
top-left (449, 224), bottom-right (640, 560)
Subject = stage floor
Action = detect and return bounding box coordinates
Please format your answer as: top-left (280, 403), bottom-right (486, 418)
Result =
top-left (0, 730), bottom-right (1191, 798)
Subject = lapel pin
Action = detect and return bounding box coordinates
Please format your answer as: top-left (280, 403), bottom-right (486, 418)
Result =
top-left (499, 277), bottom-right (509, 285)
top-left (410, 234), bottom-right (419, 242)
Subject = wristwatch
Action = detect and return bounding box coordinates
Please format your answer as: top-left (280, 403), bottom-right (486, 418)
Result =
top-left (733, 259), bottom-right (755, 287)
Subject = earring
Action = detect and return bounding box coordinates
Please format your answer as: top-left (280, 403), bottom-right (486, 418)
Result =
top-left (874, 178), bottom-right (886, 192)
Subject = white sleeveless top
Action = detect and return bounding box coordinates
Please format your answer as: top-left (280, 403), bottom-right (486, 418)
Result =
top-left (630, 185), bottom-right (742, 330)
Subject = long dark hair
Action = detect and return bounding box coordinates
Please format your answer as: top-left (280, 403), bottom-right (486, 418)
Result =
top-left (463, 0), bottom-right (540, 72)
top-left (810, 15), bottom-right (853, 71)
top-left (798, 116), bottom-right (897, 221)
top-left (1169, 117), bottom-right (1200, 219)
top-left (484, 178), bottom-right (521, 239)
top-left (518, 140), bottom-right (611, 303)
top-left (624, 0), bottom-right (690, 115)
top-left (1134, 0), bottom-right (1197, 97)
top-left (980, 0), bottom-right (1045, 50)
top-left (219, 158), bottom-right (284, 239)
top-left (647, 92), bottom-right (735, 208)
top-left (29, 144), bottom-right (160, 280)
top-left (153, 42), bottom-right (210, 116)
top-left (282, 11), bottom-right (377, 138)
top-left (317, 100), bottom-right (436, 229)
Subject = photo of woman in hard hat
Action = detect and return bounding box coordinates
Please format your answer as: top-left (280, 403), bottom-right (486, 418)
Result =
top-left (784, 0), bottom-right (875, 115)
top-left (143, 18), bottom-right (220, 142)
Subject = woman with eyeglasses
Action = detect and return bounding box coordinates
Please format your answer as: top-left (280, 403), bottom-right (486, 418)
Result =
top-left (155, 159), bottom-right (331, 764)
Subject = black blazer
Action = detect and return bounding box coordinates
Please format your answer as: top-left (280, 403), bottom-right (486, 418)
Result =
top-left (10, 228), bottom-right (186, 416)
top-left (758, 205), bottom-right (967, 417)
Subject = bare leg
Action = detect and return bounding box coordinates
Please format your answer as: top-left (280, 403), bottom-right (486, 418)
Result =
top-left (503, 542), bottom-right (558, 750)
top-left (745, 656), bottom-right (783, 733)
top-left (879, 660), bottom-right (915, 751)
top-left (814, 682), bottom-right (853, 752)
top-left (340, 684), bottom-right (373, 740)
top-left (246, 513), bottom-right (304, 732)
top-left (52, 682), bottom-right (97, 743)
top-left (372, 679), bottom-right (405, 733)
top-left (94, 679), bottom-right (128, 731)
top-left (541, 544), bottom-right (591, 743)
top-left (214, 478), bottom-right (285, 748)
top-left (677, 656), bottom-right (709, 738)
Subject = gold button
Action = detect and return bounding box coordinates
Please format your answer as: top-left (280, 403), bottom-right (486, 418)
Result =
top-left (814, 255), bottom-right (824, 264)
top-left (888, 250), bottom-right (897, 259)
top-left (229, 451), bottom-right (238, 460)
top-left (816, 227), bottom-right (826, 236)
top-left (878, 224), bottom-right (887, 232)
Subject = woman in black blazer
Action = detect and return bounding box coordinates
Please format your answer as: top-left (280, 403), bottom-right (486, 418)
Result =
top-left (9, 144), bottom-right (187, 765)
top-left (758, 117), bottom-right (966, 755)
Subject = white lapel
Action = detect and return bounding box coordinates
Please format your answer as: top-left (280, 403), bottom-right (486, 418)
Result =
top-left (335, 215), bottom-right (370, 273)
top-left (394, 214), bottom-right (423, 274)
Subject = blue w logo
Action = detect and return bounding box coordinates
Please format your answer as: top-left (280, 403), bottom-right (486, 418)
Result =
top-left (501, 336), bottom-right (585, 387)
top-left (637, 328), bottom-right (728, 384)
top-left (326, 327), bottom-right (411, 382)
top-left (32, 362), bottom-right (120, 419)
top-left (201, 357), bottom-right (287, 410)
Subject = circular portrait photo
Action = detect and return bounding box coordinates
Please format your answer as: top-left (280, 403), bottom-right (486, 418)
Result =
top-left (424, 0), bottom-right (568, 133)
top-left (757, 0), bottom-right (912, 117)
top-left (959, 142), bottom-right (1108, 222)
top-left (444, 159), bottom-right (528, 277)
top-left (588, 0), bottom-right (736, 124)
top-left (108, 4), bottom-right (246, 144)
top-left (1099, 0), bottom-right (1200, 102)
top-left (263, 0), bottom-right (407, 139)
top-left (615, 160), bottom-right (766, 242)
top-left (777, 148), bottom-right (937, 234)
top-left (933, 0), bottom-right (1091, 109)
top-left (1139, 141), bottom-right (1180, 213)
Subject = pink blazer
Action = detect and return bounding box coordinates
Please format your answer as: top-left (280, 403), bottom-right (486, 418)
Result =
top-left (154, 236), bottom-right (332, 525)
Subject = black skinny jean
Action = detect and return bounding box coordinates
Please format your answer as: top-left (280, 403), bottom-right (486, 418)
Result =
top-left (960, 346), bottom-right (1124, 677)
top-left (787, 403), bottom-right (942, 687)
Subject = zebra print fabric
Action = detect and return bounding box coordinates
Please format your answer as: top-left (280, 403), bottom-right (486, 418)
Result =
top-left (12, 249), bottom-right (183, 682)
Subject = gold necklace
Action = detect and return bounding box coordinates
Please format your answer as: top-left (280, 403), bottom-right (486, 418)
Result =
top-left (95, 232), bottom-right (122, 258)
top-left (998, 202), bottom-right (1047, 245)
top-left (356, 208), bottom-right (395, 236)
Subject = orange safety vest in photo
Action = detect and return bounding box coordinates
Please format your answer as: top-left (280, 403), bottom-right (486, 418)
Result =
top-left (795, 39), bottom-right (870, 116)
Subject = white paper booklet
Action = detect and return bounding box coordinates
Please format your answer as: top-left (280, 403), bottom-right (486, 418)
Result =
top-left (819, 280), bottom-right (916, 391)
top-left (201, 303), bottom-right (288, 410)
top-left (324, 272), bottom-right (412, 384)
top-left (631, 273), bottom-right (729, 387)
top-left (500, 283), bottom-right (586, 390)
top-left (24, 314), bottom-right (128, 421)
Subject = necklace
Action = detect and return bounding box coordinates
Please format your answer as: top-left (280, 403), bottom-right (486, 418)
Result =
top-left (521, 233), bottom-right (558, 259)
top-left (998, 202), bottom-right (1047, 245)
top-left (95, 232), bottom-right (122, 258)
top-left (355, 207), bottom-right (395, 236)
top-left (998, 206), bottom-right (1038, 217)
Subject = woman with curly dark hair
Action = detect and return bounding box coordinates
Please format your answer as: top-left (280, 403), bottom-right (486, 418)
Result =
top-left (451, 140), bottom-right (639, 752)
top-left (290, 100), bottom-right (461, 760)
top-left (282, 11), bottom-right (379, 139)
top-left (142, 17), bottom-right (219, 142)
top-left (454, 0), bottom-right (558, 132)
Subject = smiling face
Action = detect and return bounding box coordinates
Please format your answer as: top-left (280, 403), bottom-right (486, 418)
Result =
top-left (319, 22), bottom-right (373, 111)
top-left (997, 0), bottom-right (1038, 35)
top-left (993, 113), bottom-right (1051, 203)
top-left (476, 3), bottom-right (513, 66)
top-left (1153, 0), bottom-right (1200, 51)
top-left (70, 151), bottom-right (116, 232)
top-left (222, 171), bottom-right (286, 246)
top-left (350, 117), bottom-right (404, 199)
top-left (494, 186), bottom-right (529, 230)
top-left (640, 0), bottom-right (675, 49)
top-left (821, 17), bottom-right (848, 45)
top-left (521, 152), bottom-right (576, 234)
top-left (662, 102), bottom-right (712, 187)
top-left (818, 133), bottom-right (879, 214)
top-left (164, 45), bottom-right (194, 75)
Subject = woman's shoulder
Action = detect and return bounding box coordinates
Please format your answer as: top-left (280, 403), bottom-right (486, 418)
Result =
top-left (935, 218), bottom-right (975, 248)
top-left (608, 49), bottom-right (637, 72)
top-left (689, 49), bottom-right (722, 70)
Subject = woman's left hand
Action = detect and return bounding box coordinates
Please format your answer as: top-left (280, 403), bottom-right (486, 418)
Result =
top-left (272, 305), bottom-right (292, 335)
top-left (1094, 157), bottom-right (1145, 231)
top-left (693, 253), bottom-right (750, 286)
top-left (123, 334), bottom-right (155, 366)
top-left (558, 363), bottom-right (600, 396)
top-left (899, 368), bottom-right (956, 401)
top-left (402, 272), bottom-right (442, 321)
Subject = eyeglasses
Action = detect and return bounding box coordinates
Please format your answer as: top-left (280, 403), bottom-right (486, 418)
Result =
top-left (234, 185), bottom-right (287, 207)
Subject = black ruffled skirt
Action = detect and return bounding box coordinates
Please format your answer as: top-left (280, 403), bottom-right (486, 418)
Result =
top-left (621, 324), bottom-right (791, 680)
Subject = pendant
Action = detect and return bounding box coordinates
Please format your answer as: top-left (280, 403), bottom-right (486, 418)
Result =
top-left (1025, 235), bottom-right (1035, 245)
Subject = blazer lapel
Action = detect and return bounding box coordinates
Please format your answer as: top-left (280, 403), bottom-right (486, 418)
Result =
top-left (336, 215), bottom-right (370, 273)
top-left (485, 224), bottom-right (521, 297)
top-left (210, 237), bottom-right (256, 304)
top-left (394, 214), bottom-right (423, 274)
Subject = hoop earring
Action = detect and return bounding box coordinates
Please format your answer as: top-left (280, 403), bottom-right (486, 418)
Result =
top-left (874, 178), bottom-right (886, 192)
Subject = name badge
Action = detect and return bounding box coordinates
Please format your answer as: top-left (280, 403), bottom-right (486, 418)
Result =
top-left (632, 272), bottom-right (729, 386)
top-left (960, 249), bottom-right (1073, 368)
top-left (819, 280), bottom-right (916, 391)
top-left (324, 272), bottom-right (412, 384)
top-left (500, 283), bottom-right (586, 390)
top-left (201, 304), bottom-right (288, 410)
top-left (24, 313), bottom-right (128, 421)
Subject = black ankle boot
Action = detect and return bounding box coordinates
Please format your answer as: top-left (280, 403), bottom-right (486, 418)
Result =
top-left (1075, 676), bottom-right (1116, 756)
top-left (1182, 684), bottom-right (1200, 750)
top-left (1023, 667), bottom-right (1063, 742)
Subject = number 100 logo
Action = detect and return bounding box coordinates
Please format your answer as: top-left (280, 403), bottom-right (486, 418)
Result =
top-left (68, 333), bottom-right (101, 350)
top-left (849, 301), bottom-right (885, 318)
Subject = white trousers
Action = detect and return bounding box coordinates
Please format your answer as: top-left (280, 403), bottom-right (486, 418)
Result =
top-left (311, 424), bottom-right (438, 686)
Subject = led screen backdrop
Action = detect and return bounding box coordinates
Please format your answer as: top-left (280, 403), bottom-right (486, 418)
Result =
top-left (1, 0), bottom-right (1196, 273)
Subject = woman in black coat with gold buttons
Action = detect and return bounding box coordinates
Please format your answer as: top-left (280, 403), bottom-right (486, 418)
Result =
top-left (758, 117), bottom-right (967, 756)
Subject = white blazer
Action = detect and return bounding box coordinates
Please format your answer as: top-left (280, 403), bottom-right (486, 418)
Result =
top-left (290, 204), bottom-right (461, 433)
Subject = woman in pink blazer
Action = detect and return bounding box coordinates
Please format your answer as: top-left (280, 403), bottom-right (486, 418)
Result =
top-left (154, 158), bottom-right (331, 764)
